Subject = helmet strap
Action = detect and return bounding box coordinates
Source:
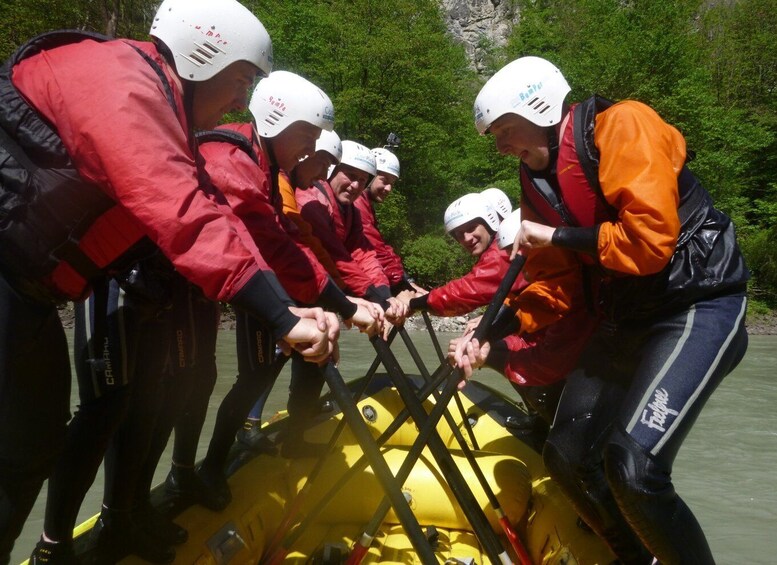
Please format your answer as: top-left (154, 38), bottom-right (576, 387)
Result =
top-left (260, 135), bottom-right (282, 202)
top-left (182, 81), bottom-right (196, 152)
top-left (546, 126), bottom-right (560, 176)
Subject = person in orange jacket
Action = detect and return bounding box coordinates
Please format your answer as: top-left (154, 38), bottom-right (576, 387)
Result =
top-left (456, 55), bottom-right (749, 564)
top-left (295, 140), bottom-right (409, 322)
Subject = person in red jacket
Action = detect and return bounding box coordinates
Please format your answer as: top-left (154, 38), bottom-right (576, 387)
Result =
top-left (296, 140), bottom-right (409, 321)
top-left (402, 193), bottom-right (592, 425)
top-left (236, 128), bottom-right (351, 452)
top-left (174, 71), bottom-right (382, 498)
top-left (457, 55), bottom-right (749, 564)
top-left (354, 147), bottom-right (420, 294)
top-left (404, 192), bottom-right (522, 317)
top-left (0, 1), bottom-right (336, 562)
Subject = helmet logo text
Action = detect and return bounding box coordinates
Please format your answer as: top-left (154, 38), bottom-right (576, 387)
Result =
top-left (518, 82), bottom-right (543, 102)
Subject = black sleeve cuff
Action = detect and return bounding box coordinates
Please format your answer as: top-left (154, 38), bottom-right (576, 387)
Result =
top-left (488, 304), bottom-right (521, 341)
top-left (364, 284), bottom-right (391, 307)
top-left (230, 271), bottom-right (299, 337)
top-left (484, 339), bottom-right (509, 373)
top-left (318, 279), bottom-right (358, 319)
top-left (409, 294), bottom-right (429, 311)
top-left (551, 225), bottom-right (599, 256)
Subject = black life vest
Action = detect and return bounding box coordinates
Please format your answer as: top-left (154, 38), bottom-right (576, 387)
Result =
top-left (0, 31), bottom-right (173, 304)
top-left (521, 95), bottom-right (749, 321)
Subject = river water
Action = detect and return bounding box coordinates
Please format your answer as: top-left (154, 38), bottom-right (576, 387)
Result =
top-left (12, 331), bottom-right (777, 564)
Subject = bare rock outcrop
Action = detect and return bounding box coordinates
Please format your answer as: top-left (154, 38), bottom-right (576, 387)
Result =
top-left (439, 0), bottom-right (520, 71)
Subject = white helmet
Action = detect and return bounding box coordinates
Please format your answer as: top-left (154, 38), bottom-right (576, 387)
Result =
top-left (444, 193), bottom-right (500, 234)
top-left (481, 187), bottom-right (512, 220)
top-left (330, 140), bottom-right (377, 178)
top-left (371, 148), bottom-right (400, 179)
top-left (474, 56), bottom-right (570, 134)
top-left (496, 209), bottom-right (522, 249)
top-left (150, 0), bottom-right (273, 81)
top-left (250, 71), bottom-right (335, 138)
top-left (315, 129), bottom-right (342, 162)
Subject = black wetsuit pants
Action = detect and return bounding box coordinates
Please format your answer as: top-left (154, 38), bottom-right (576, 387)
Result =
top-left (543, 292), bottom-right (748, 565)
top-left (137, 283), bottom-right (220, 496)
top-left (201, 309), bottom-right (284, 471)
top-left (201, 308), bottom-right (325, 471)
top-left (0, 272), bottom-right (70, 563)
top-left (42, 276), bottom-right (172, 541)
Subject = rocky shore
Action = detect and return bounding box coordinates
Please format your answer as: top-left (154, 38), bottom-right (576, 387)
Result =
top-left (57, 304), bottom-right (777, 335)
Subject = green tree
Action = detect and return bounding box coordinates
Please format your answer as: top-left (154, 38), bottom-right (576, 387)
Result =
top-left (246, 0), bottom-right (495, 232)
top-left (1, 0), bottom-right (159, 60)
top-left (401, 233), bottom-right (473, 288)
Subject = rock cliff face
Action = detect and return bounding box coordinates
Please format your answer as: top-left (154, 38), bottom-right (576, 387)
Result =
top-left (439, 0), bottom-right (519, 71)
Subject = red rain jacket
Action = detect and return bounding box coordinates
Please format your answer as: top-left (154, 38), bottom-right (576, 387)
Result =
top-left (198, 123), bottom-right (332, 306)
top-left (11, 38), bottom-right (273, 304)
top-left (427, 239), bottom-right (528, 316)
top-left (353, 193), bottom-right (405, 286)
top-left (296, 182), bottom-right (389, 297)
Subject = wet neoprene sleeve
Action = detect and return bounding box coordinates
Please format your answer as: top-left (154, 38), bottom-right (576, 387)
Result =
top-left (409, 294), bottom-right (429, 311)
top-left (317, 279), bottom-right (358, 319)
top-left (551, 225), bottom-right (599, 256)
top-left (484, 339), bottom-right (509, 372)
top-left (364, 284), bottom-right (392, 310)
top-left (230, 270), bottom-right (299, 337)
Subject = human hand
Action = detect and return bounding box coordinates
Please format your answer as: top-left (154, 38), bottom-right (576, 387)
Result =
top-left (394, 289), bottom-right (415, 309)
top-left (409, 281), bottom-right (428, 295)
top-left (385, 297), bottom-right (409, 326)
top-left (448, 334), bottom-right (490, 385)
top-left (283, 306), bottom-right (339, 364)
top-left (465, 315), bottom-right (483, 335)
top-left (381, 320), bottom-right (394, 341)
top-left (345, 300), bottom-right (383, 337)
top-left (510, 220), bottom-right (555, 259)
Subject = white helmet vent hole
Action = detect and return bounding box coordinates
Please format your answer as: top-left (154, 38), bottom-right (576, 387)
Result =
top-left (186, 53), bottom-right (208, 67)
top-left (263, 110), bottom-right (284, 127)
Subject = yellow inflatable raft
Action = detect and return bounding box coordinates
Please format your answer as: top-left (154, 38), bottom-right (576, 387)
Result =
top-left (64, 373), bottom-right (614, 564)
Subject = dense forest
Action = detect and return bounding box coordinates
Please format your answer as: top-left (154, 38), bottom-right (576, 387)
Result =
top-left (2, 0), bottom-right (775, 312)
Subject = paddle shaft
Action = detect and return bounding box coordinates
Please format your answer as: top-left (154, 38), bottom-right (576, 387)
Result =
top-left (346, 374), bottom-right (462, 565)
top-left (262, 328), bottom-right (402, 562)
top-left (270, 366), bottom-right (455, 559)
top-left (399, 325), bottom-right (480, 450)
top-left (372, 336), bottom-right (510, 564)
top-left (472, 254), bottom-right (525, 343)
top-left (433, 379), bottom-right (534, 565)
top-left (320, 362), bottom-right (439, 563)
top-left (422, 310), bottom-right (445, 362)
top-left (352, 255), bottom-right (527, 565)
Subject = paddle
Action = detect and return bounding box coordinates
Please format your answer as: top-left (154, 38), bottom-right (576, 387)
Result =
top-left (401, 327), bottom-right (534, 565)
top-left (262, 326), bottom-right (400, 563)
top-left (422, 311), bottom-right (445, 362)
top-left (267, 366), bottom-right (456, 562)
top-left (368, 336), bottom-right (510, 564)
top-left (402, 321), bottom-right (480, 450)
top-left (349, 254), bottom-right (528, 565)
top-left (316, 361), bottom-right (440, 563)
